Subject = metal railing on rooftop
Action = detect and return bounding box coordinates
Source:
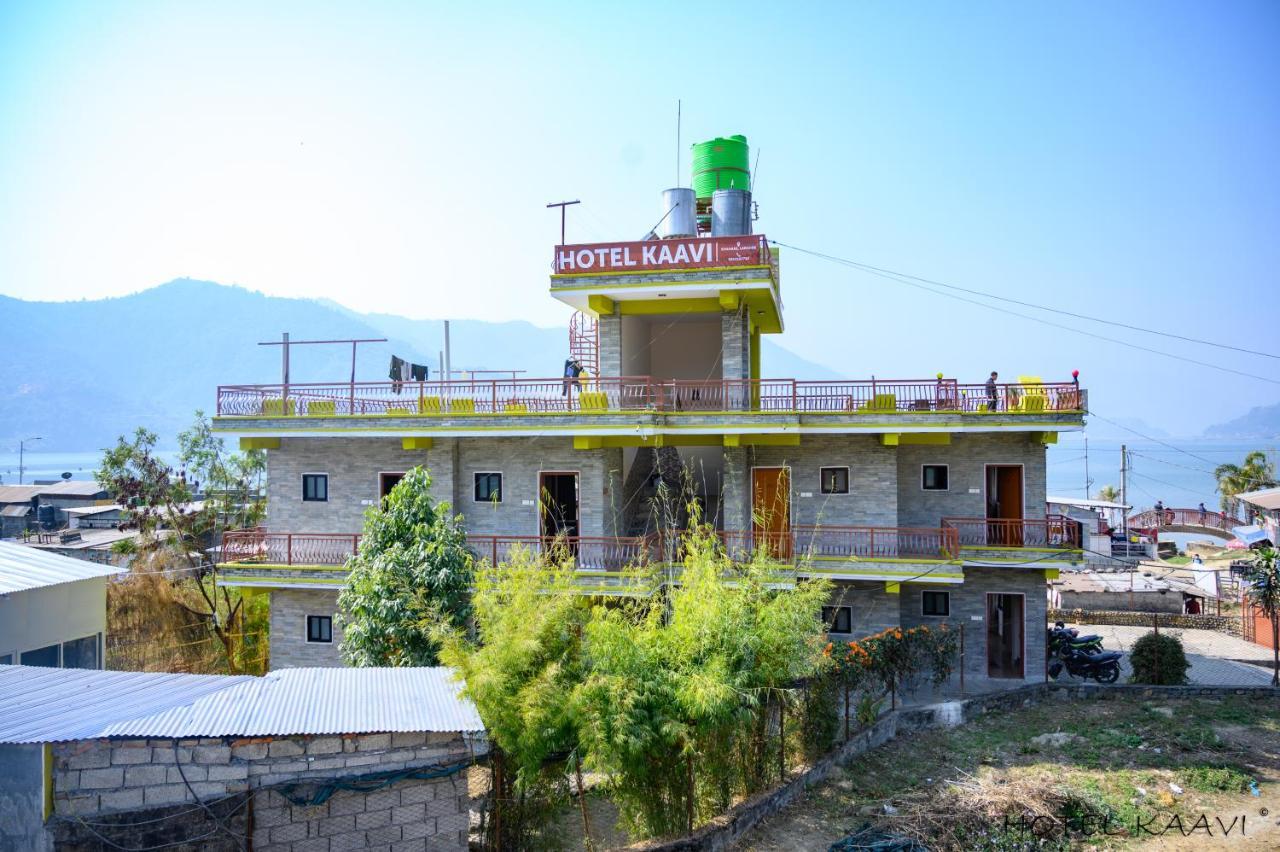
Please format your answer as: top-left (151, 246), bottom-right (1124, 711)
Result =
top-left (941, 515), bottom-right (1081, 549)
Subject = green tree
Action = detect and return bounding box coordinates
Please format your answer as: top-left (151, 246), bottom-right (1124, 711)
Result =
top-left (177, 411), bottom-right (265, 531)
top-left (1096, 484), bottom-right (1119, 503)
top-left (97, 421), bottom-right (261, 671)
top-left (1241, 546), bottom-right (1280, 686)
top-left (1214, 451), bottom-right (1276, 516)
top-left (339, 467), bottom-right (472, 667)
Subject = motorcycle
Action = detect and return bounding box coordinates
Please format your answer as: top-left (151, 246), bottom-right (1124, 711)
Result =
top-left (1048, 622), bottom-right (1104, 656)
top-left (1048, 645), bottom-right (1123, 683)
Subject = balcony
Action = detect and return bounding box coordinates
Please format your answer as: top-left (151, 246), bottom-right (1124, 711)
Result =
top-left (215, 373), bottom-right (1085, 424)
top-left (941, 516), bottom-right (1083, 562)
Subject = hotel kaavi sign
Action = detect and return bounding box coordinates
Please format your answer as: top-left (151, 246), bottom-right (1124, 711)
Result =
top-left (554, 235), bottom-right (766, 273)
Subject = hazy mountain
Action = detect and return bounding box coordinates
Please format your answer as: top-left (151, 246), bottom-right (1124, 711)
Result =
top-left (1203, 401), bottom-right (1280, 440)
top-left (1, 280), bottom-right (838, 450)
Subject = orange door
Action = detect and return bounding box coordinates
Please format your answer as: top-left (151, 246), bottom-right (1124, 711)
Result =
top-left (752, 467), bottom-right (792, 560)
top-left (986, 466), bottom-right (1024, 546)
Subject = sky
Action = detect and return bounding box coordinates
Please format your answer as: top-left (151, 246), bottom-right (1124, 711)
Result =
top-left (1, 0), bottom-right (1277, 435)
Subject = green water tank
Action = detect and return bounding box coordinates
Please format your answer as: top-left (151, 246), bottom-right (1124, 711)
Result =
top-left (691, 135), bottom-right (750, 199)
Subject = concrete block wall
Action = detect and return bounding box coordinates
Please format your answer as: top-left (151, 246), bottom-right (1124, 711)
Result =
top-left (597, 309), bottom-right (621, 378)
top-left (751, 436), bottom-right (899, 529)
top-left (270, 588), bottom-right (345, 668)
top-left (895, 433), bottom-right (1048, 529)
top-left (265, 437), bottom-right (455, 534)
top-left (721, 310), bottom-right (750, 381)
top-left (50, 731), bottom-right (472, 851)
top-left (825, 580), bottom-right (902, 639)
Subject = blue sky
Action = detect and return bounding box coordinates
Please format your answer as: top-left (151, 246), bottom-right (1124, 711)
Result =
top-left (1, 1), bottom-right (1277, 434)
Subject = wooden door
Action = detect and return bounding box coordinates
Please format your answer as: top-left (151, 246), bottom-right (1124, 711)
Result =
top-left (986, 465), bottom-right (1024, 546)
top-left (986, 593), bottom-right (1025, 678)
top-left (539, 473), bottom-right (580, 541)
top-left (752, 467), bottom-right (791, 559)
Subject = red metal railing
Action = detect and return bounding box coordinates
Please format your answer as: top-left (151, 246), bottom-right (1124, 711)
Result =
top-left (941, 515), bottom-right (1081, 549)
top-left (719, 525), bottom-right (959, 562)
top-left (216, 377), bottom-right (1086, 417)
top-left (465, 535), bottom-right (651, 571)
top-left (220, 531), bottom-right (361, 566)
top-left (1127, 507), bottom-right (1237, 533)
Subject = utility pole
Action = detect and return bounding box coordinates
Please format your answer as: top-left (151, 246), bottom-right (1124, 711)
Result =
top-left (1119, 443), bottom-right (1128, 540)
top-left (443, 321), bottom-right (452, 383)
top-left (18, 436), bottom-right (42, 485)
top-left (546, 199), bottom-right (580, 245)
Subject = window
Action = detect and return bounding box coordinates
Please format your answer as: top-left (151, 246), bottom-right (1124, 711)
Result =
top-left (922, 591), bottom-right (950, 617)
top-left (474, 472), bottom-right (503, 503)
top-left (306, 615), bottom-right (333, 643)
top-left (379, 472), bottom-right (405, 499)
top-left (21, 644), bottom-right (59, 667)
top-left (302, 473), bottom-right (328, 502)
top-left (922, 465), bottom-right (949, 491)
top-left (0, 654), bottom-right (12, 665)
top-left (822, 605), bottom-right (852, 634)
top-left (62, 634), bottom-right (101, 669)
top-left (819, 467), bottom-right (849, 495)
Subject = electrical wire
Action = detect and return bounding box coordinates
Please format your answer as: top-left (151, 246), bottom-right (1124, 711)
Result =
top-left (769, 240), bottom-right (1280, 361)
top-left (770, 240), bottom-right (1280, 385)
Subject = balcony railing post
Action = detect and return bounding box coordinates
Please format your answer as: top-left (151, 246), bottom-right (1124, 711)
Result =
top-left (286, 534), bottom-right (293, 566)
top-left (492, 379), bottom-right (498, 415)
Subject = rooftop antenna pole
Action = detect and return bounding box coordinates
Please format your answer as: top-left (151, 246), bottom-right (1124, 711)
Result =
top-left (546, 200), bottom-right (581, 246)
top-left (443, 321), bottom-right (452, 383)
top-left (676, 99), bottom-right (681, 187)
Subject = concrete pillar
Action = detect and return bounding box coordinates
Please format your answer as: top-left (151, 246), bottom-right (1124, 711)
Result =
top-left (721, 445), bottom-right (752, 532)
top-left (597, 309), bottom-right (621, 377)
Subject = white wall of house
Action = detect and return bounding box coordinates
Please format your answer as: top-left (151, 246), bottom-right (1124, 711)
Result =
top-left (0, 577), bottom-right (107, 667)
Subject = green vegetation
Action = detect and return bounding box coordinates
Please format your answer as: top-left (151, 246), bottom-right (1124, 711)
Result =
top-left (1096, 484), bottom-right (1119, 503)
top-left (97, 413), bottom-right (267, 674)
top-left (1127, 631), bottom-right (1191, 685)
top-left (438, 523), bottom-right (838, 844)
top-left (338, 467), bottom-right (473, 667)
top-left (1240, 546), bottom-right (1280, 685)
top-left (1213, 449), bottom-right (1276, 515)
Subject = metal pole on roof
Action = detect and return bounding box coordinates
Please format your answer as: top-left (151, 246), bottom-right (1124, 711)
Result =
top-left (444, 321), bottom-right (452, 384)
top-left (19, 436), bottom-right (43, 484)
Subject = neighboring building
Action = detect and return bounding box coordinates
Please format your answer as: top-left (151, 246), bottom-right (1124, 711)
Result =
top-left (1051, 569), bottom-right (1207, 614)
top-left (1235, 486), bottom-right (1280, 548)
top-left (0, 481), bottom-right (111, 537)
top-left (211, 136), bottom-right (1087, 689)
top-left (0, 540), bottom-right (123, 667)
top-left (0, 665), bottom-right (483, 851)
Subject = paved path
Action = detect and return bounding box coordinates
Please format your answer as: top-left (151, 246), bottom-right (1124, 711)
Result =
top-left (1058, 623), bottom-right (1276, 686)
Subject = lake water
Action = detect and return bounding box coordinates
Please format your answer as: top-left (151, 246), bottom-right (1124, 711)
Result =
top-left (4, 438), bottom-right (1274, 518)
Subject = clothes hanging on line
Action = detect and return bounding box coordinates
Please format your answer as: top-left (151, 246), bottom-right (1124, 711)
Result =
top-left (562, 358), bottom-right (582, 396)
top-left (410, 363), bottom-right (428, 382)
top-left (389, 356), bottom-right (406, 394)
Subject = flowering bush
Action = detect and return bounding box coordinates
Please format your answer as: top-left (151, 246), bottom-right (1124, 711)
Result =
top-left (828, 624), bottom-right (959, 698)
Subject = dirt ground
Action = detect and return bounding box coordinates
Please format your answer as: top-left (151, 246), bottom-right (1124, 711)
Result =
top-left (737, 697), bottom-right (1280, 851)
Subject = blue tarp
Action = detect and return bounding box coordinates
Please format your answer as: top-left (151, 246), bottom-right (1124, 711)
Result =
top-left (1232, 525), bottom-right (1271, 546)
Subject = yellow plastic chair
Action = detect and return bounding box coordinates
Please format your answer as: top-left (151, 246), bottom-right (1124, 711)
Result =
top-left (580, 391), bottom-right (609, 412)
top-left (502, 402), bottom-right (529, 414)
top-left (857, 393), bottom-right (897, 413)
top-left (1011, 376), bottom-right (1047, 413)
top-left (418, 396), bottom-right (443, 414)
top-left (262, 398), bottom-right (296, 417)
top-left (306, 400), bottom-right (336, 416)
top-left (449, 398), bottom-right (477, 414)
top-left (385, 407), bottom-right (413, 416)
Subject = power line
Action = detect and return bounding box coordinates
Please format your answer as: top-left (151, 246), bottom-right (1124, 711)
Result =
top-left (770, 240), bottom-right (1280, 360)
top-left (771, 240), bottom-right (1280, 385)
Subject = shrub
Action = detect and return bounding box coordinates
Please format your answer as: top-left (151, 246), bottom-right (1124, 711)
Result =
top-left (1127, 631), bottom-right (1190, 685)
top-left (1180, 764), bottom-right (1252, 793)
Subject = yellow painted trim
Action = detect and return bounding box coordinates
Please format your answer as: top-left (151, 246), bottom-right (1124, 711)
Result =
top-left (217, 562), bottom-right (350, 572)
top-left (239, 437), bottom-right (281, 450)
top-left (1033, 431), bottom-right (1060, 445)
top-left (723, 433), bottom-right (800, 447)
top-left (718, 292), bottom-right (739, 311)
top-left (960, 546), bottom-right (1083, 554)
top-left (551, 265), bottom-right (773, 280)
top-left (1044, 569), bottom-right (1061, 579)
top-left (880, 433), bottom-right (899, 447)
top-left (573, 436), bottom-right (604, 450)
top-left (619, 298), bottom-right (722, 315)
top-left (587, 294), bottom-right (615, 316)
top-left (897, 433), bottom-right (952, 446)
top-left (43, 743), bottom-right (53, 820)
top-left (217, 575), bottom-right (345, 586)
top-left (885, 582), bottom-right (901, 595)
top-left (808, 557), bottom-right (962, 569)
top-left (401, 437), bottom-right (434, 450)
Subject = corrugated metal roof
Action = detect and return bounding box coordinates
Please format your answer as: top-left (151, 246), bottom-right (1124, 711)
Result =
top-left (1238, 487), bottom-right (1280, 511)
top-left (0, 486), bottom-right (41, 503)
top-left (0, 481), bottom-right (107, 501)
top-left (0, 504), bottom-right (32, 517)
top-left (0, 540), bottom-right (124, 594)
top-left (0, 666), bottom-right (483, 743)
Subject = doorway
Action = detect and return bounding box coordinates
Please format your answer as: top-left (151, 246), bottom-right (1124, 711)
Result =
top-left (379, 471), bottom-right (406, 500)
top-left (751, 467), bottom-right (791, 559)
top-left (985, 465), bottom-right (1024, 546)
top-left (986, 593), bottom-right (1025, 678)
top-left (539, 472), bottom-right (580, 541)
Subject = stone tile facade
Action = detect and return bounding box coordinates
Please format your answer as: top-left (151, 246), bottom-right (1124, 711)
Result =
top-left (895, 433), bottom-right (1047, 529)
top-left (49, 731), bottom-right (474, 851)
top-left (270, 589), bottom-right (345, 668)
top-left (750, 436), bottom-right (899, 528)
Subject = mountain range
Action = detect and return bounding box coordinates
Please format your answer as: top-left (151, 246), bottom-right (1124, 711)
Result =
top-left (0, 279), bottom-right (839, 451)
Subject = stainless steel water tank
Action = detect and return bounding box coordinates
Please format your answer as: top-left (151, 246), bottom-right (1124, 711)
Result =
top-left (711, 189), bottom-right (752, 236)
top-left (657, 187), bottom-right (697, 238)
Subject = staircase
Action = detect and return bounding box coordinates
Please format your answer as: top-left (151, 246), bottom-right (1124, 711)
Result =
top-left (569, 311), bottom-right (598, 376)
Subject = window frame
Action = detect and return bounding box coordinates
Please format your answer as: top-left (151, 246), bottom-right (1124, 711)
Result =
top-left (305, 615), bottom-right (333, 644)
top-left (921, 590), bottom-right (950, 617)
top-left (474, 471), bottom-right (503, 504)
top-left (301, 472), bottom-right (329, 503)
top-left (821, 605), bottom-right (853, 634)
top-left (921, 464), bottom-right (950, 492)
top-left (819, 466), bottom-right (850, 495)
top-left (378, 471), bottom-right (407, 500)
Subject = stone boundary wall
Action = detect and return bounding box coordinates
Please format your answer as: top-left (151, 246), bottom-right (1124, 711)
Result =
top-left (628, 683), bottom-right (1280, 852)
top-left (49, 731), bottom-right (474, 852)
top-left (1050, 607), bottom-right (1240, 635)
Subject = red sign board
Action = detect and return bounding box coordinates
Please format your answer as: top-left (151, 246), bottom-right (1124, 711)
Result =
top-left (553, 234), bottom-right (767, 274)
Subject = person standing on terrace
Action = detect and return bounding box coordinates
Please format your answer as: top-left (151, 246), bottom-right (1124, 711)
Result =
top-left (985, 371), bottom-right (999, 411)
